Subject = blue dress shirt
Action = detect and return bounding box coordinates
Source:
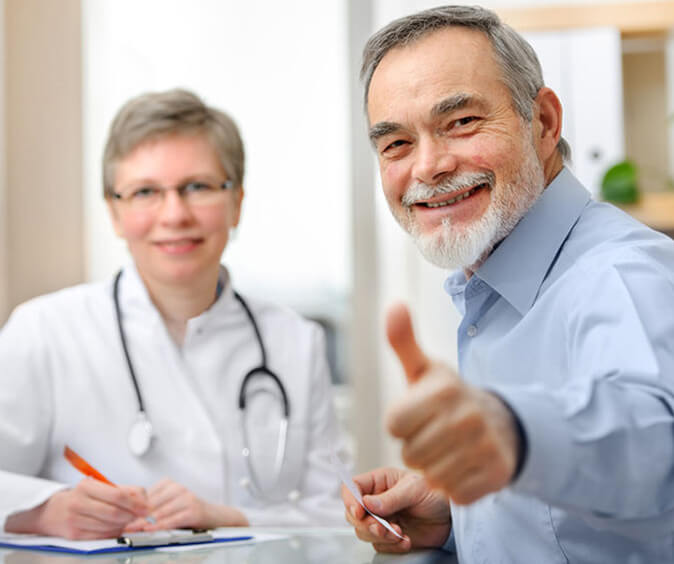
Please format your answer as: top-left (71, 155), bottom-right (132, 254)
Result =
top-left (443, 168), bottom-right (674, 563)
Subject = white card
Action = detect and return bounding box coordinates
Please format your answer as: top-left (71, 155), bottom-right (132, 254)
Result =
top-left (330, 451), bottom-right (404, 540)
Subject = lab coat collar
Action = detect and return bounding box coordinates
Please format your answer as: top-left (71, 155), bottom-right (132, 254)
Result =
top-left (444, 167), bottom-right (591, 315)
top-left (475, 167), bottom-right (591, 315)
top-left (117, 263), bottom-right (240, 333)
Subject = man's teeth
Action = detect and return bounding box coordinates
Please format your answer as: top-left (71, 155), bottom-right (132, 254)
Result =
top-left (424, 185), bottom-right (481, 208)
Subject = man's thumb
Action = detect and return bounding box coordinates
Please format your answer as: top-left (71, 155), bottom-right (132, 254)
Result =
top-left (386, 303), bottom-right (429, 383)
top-left (363, 473), bottom-right (418, 517)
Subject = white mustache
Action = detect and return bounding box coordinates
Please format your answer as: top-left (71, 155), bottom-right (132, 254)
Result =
top-left (402, 172), bottom-right (495, 207)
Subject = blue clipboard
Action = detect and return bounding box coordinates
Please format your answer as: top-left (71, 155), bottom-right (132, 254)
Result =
top-left (0, 531), bottom-right (253, 555)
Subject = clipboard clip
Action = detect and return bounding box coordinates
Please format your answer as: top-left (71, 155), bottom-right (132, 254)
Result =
top-left (117, 530), bottom-right (214, 547)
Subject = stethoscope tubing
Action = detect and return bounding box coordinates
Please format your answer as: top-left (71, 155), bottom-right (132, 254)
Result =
top-left (112, 270), bottom-right (291, 498)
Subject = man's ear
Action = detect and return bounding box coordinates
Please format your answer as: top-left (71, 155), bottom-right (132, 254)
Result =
top-left (106, 198), bottom-right (124, 237)
top-left (532, 87), bottom-right (563, 161)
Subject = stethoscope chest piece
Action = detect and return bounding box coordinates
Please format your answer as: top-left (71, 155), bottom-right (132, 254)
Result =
top-left (128, 411), bottom-right (154, 457)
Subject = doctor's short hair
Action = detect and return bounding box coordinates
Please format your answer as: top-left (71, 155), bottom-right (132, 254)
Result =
top-left (361, 5), bottom-right (571, 162)
top-left (102, 89), bottom-right (245, 197)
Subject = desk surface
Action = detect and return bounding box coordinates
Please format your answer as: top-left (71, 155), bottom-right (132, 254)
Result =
top-left (0, 527), bottom-right (458, 564)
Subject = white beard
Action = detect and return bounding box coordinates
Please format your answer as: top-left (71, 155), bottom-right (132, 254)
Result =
top-left (397, 131), bottom-right (545, 271)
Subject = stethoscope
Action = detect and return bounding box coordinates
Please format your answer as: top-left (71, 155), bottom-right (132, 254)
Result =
top-left (112, 270), bottom-right (291, 499)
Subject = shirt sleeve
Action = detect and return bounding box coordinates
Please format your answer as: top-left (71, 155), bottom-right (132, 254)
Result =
top-left (245, 323), bottom-right (349, 526)
top-left (0, 303), bottom-right (68, 532)
top-left (494, 251), bottom-right (674, 534)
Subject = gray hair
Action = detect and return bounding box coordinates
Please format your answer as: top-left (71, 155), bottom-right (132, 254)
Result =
top-left (361, 5), bottom-right (571, 161)
top-left (102, 88), bottom-right (245, 197)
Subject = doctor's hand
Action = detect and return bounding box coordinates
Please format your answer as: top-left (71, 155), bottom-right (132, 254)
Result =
top-left (386, 303), bottom-right (522, 505)
top-left (5, 479), bottom-right (148, 539)
top-left (124, 478), bottom-right (249, 532)
top-left (342, 467), bottom-right (451, 554)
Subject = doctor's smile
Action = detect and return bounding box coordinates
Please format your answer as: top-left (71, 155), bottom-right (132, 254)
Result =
top-left (153, 238), bottom-right (205, 255)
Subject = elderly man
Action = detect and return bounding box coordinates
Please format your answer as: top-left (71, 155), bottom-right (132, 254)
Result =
top-left (343, 5), bottom-right (674, 562)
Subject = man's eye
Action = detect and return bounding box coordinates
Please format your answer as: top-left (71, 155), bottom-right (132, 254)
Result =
top-left (382, 139), bottom-right (409, 153)
top-left (132, 187), bottom-right (159, 199)
top-left (453, 116), bottom-right (478, 128)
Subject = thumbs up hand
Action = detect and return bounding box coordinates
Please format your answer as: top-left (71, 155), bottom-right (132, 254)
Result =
top-left (385, 303), bottom-right (522, 505)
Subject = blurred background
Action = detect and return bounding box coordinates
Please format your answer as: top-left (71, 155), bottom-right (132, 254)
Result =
top-left (1, 0), bottom-right (673, 473)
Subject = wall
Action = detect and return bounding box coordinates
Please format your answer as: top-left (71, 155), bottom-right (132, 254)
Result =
top-left (82, 0), bottom-right (351, 310)
top-left (3, 0), bottom-right (83, 323)
top-left (624, 39), bottom-right (669, 190)
top-left (0, 0), bottom-right (7, 322)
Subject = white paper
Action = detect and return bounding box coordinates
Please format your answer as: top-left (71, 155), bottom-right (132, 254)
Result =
top-left (330, 451), bottom-right (404, 540)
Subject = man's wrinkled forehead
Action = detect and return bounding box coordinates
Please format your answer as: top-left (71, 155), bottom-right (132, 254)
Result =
top-left (365, 28), bottom-right (502, 126)
top-left (366, 28), bottom-right (497, 105)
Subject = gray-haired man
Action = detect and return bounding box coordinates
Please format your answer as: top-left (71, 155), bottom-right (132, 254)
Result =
top-left (343, 5), bottom-right (674, 562)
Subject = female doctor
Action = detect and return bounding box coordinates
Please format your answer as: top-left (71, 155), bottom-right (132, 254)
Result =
top-left (0, 89), bottom-right (348, 539)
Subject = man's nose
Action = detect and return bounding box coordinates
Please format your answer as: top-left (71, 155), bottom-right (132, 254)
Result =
top-left (157, 189), bottom-right (193, 224)
top-left (411, 137), bottom-right (458, 186)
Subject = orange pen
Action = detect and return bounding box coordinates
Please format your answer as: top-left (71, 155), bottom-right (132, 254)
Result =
top-left (63, 445), bottom-right (116, 486)
top-left (63, 445), bottom-right (154, 524)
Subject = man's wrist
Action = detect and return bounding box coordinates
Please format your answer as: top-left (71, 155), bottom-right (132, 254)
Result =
top-left (490, 392), bottom-right (529, 481)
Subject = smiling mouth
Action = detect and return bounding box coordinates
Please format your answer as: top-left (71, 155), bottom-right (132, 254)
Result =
top-left (418, 183), bottom-right (489, 208)
top-left (155, 238), bottom-right (202, 245)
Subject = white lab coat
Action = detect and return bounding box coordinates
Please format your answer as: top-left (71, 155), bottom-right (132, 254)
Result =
top-left (0, 265), bottom-right (349, 531)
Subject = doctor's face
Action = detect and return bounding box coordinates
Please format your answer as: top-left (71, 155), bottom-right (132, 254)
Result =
top-left (367, 27), bottom-right (545, 270)
top-left (108, 133), bottom-right (243, 287)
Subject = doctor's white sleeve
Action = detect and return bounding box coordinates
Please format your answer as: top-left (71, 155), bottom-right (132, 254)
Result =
top-left (0, 303), bottom-right (68, 532)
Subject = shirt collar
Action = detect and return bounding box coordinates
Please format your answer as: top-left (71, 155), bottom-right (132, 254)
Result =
top-left (119, 262), bottom-right (237, 324)
top-left (445, 167), bottom-right (590, 315)
top-left (478, 167), bottom-right (590, 314)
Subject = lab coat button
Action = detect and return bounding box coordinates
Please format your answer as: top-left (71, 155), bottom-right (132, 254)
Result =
top-left (467, 325), bottom-right (478, 337)
top-left (240, 477), bottom-right (250, 488)
top-left (287, 489), bottom-right (300, 502)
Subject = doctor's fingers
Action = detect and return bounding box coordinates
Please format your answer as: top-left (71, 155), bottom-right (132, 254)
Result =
top-left (146, 477), bottom-right (176, 498)
top-left (147, 480), bottom-right (191, 510)
top-left (149, 493), bottom-right (206, 526)
top-left (76, 479), bottom-right (148, 516)
top-left (57, 499), bottom-right (134, 538)
top-left (59, 514), bottom-right (127, 540)
top-left (149, 508), bottom-right (200, 531)
top-left (387, 371), bottom-right (464, 439)
top-left (69, 493), bottom-right (141, 527)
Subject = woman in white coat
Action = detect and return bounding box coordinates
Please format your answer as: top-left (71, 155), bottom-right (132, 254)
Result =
top-left (0, 89), bottom-right (348, 539)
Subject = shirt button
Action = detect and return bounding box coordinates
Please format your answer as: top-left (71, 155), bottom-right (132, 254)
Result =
top-left (467, 325), bottom-right (478, 337)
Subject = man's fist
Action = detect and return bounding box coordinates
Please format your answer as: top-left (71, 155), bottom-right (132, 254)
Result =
top-left (386, 303), bottom-right (522, 505)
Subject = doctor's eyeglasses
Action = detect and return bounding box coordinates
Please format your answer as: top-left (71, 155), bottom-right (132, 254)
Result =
top-left (112, 180), bottom-right (234, 211)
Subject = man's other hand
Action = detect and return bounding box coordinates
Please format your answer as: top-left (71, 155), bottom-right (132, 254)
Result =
top-left (342, 467), bottom-right (451, 553)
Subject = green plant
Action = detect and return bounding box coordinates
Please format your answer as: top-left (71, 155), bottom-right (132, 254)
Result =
top-left (601, 160), bottom-right (639, 204)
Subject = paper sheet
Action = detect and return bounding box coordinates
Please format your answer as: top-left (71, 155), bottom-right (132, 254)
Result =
top-left (330, 452), bottom-right (404, 540)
